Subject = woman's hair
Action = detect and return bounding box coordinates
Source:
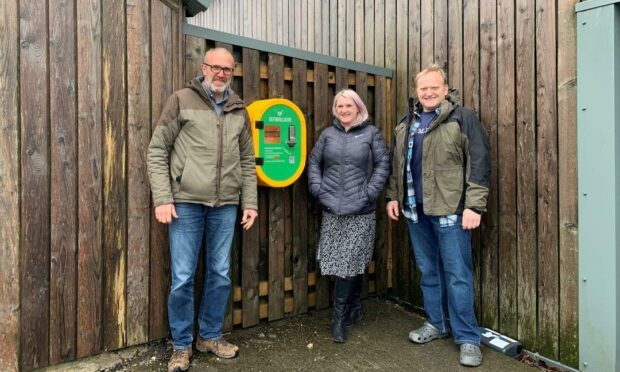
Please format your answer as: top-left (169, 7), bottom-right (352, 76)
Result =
top-left (332, 89), bottom-right (369, 126)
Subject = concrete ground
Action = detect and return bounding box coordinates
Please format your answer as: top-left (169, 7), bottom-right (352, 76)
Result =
top-left (44, 299), bottom-right (540, 372)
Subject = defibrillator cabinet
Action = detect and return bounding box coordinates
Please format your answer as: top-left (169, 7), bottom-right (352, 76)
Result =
top-left (247, 98), bottom-right (307, 187)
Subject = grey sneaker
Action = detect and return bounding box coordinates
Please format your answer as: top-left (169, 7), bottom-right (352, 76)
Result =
top-left (408, 322), bottom-right (449, 344)
top-left (460, 343), bottom-right (483, 367)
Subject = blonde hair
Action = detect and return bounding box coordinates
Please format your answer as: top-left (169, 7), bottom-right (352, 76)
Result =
top-left (332, 89), bottom-right (369, 126)
top-left (415, 64), bottom-right (448, 86)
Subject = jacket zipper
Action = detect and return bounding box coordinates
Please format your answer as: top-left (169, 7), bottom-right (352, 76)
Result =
top-left (216, 116), bottom-right (223, 206)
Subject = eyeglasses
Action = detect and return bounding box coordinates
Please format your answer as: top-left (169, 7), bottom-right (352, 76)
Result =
top-left (202, 63), bottom-right (235, 75)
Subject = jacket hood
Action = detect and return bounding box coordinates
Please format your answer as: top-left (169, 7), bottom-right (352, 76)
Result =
top-left (187, 77), bottom-right (246, 111)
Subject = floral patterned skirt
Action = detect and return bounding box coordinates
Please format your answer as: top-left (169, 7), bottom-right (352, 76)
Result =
top-left (317, 211), bottom-right (376, 277)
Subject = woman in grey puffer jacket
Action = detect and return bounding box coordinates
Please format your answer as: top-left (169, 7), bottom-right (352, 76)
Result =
top-left (307, 89), bottom-right (390, 343)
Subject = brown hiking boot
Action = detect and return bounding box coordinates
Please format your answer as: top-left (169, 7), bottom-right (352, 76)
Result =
top-left (167, 347), bottom-right (192, 372)
top-left (196, 337), bottom-right (238, 358)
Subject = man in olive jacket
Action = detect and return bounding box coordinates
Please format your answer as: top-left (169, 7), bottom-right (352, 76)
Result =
top-left (148, 48), bottom-right (257, 372)
top-left (385, 64), bottom-right (490, 367)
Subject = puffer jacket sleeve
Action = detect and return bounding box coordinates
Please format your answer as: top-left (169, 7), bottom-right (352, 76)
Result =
top-left (366, 127), bottom-right (391, 201)
top-left (460, 108), bottom-right (490, 212)
top-left (147, 93), bottom-right (182, 207)
top-left (239, 109), bottom-right (258, 210)
top-left (307, 131), bottom-right (326, 199)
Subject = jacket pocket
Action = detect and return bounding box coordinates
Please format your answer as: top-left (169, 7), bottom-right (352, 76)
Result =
top-left (435, 166), bottom-right (464, 210)
top-left (179, 157), bottom-right (216, 200)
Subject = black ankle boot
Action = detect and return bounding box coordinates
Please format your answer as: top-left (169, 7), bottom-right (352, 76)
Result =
top-left (332, 278), bottom-right (354, 342)
top-left (344, 275), bottom-right (363, 326)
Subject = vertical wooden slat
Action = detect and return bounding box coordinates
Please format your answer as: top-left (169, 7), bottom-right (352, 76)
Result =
top-left (149, 0), bottom-right (173, 340)
top-left (292, 58), bottom-right (309, 315)
top-left (313, 63), bottom-right (331, 309)
top-left (77, 0), bottom-right (103, 358)
top-left (308, 0), bottom-right (315, 52)
top-left (314, 0), bottom-right (322, 53)
top-left (396, 0), bottom-right (408, 116)
top-left (335, 67), bottom-right (348, 92)
top-left (185, 36), bottom-right (206, 83)
top-left (49, 0), bottom-right (78, 363)
top-left (301, 0), bottom-right (308, 50)
top-left (241, 48), bottom-right (261, 328)
top-left (408, 0), bottom-right (421, 98)
top-left (354, 0), bottom-right (364, 62)
top-left (364, 0), bottom-right (374, 64)
top-left (536, 0), bottom-right (559, 359)
top-left (557, 0), bottom-right (579, 367)
top-left (268, 54), bottom-right (285, 321)
top-left (497, 0), bottom-right (517, 338)
top-left (420, 0), bottom-right (433, 68)
top-left (463, 0), bottom-right (481, 318)
top-left (447, 0), bottom-right (463, 93)
top-left (479, 0), bottom-right (499, 330)
top-left (515, 0), bottom-right (537, 352)
top-left (20, 0), bottom-right (50, 368)
top-left (374, 76), bottom-right (389, 294)
top-left (346, 0), bottom-right (355, 60)
top-left (102, 0), bottom-right (127, 350)
top-left (433, 0), bottom-right (448, 69)
top-left (126, 0), bottom-right (151, 347)
top-left (374, 0), bottom-right (384, 67)
top-left (385, 0), bottom-right (396, 70)
top-left (321, 0), bottom-right (330, 53)
top-left (329, 0), bottom-right (337, 56)
top-left (0, 0), bottom-right (20, 369)
top-left (282, 0), bottom-right (288, 46)
top-left (337, 0), bottom-right (346, 58)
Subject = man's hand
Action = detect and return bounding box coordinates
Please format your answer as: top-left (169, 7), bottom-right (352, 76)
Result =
top-left (155, 203), bottom-right (177, 224)
top-left (241, 209), bottom-right (258, 230)
top-left (386, 200), bottom-right (400, 221)
top-left (462, 208), bottom-right (481, 230)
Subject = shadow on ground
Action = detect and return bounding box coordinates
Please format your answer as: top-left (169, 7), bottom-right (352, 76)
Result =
top-left (47, 299), bottom-right (539, 372)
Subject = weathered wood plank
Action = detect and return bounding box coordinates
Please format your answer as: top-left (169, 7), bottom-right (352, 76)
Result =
top-left (335, 67), bottom-right (348, 92)
top-left (308, 0), bottom-right (315, 52)
top-left (77, 0), bottom-right (103, 358)
top-left (126, 0), bottom-right (151, 347)
top-left (329, 0), bottom-right (337, 56)
top-left (354, 0), bottom-right (364, 62)
top-left (374, 0), bottom-right (385, 67)
top-left (374, 76), bottom-right (389, 295)
top-left (420, 0), bottom-right (433, 68)
top-left (321, 0), bottom-right (330, 53)
top-left (536, 0), bottom-right (559, 359)
top-left (557, 0), bottom-right (579, 366)
top-left (337, 0), bottom-right (346, 58)
top-left (102, 0), bottom-right (127, 350)
top-left (396, 0), bottom-right (408, 117)
top-left (385, 0), bottom-right (396, 70)
top-left (364, 0), bottom-right (374, 64)
top-left (292, 58), bottom-right (309, 315)
top-left (515, 0), bottom-right (537, 351)
top-left (408, 0), bottom-right (420, 102)
top-left (313, 63), bottom-right (331, 309)
top-left (268, 54), bottom-right (285, 321)
top-left (433, 0), bottom-right (448, 69)
top-left (241, 48), bottom-right (261, 327)
top-left (20, 0), bottom-right (50, 368)
top-left (479, 0), bottom-right (499, 330)
top-left (447, 0), bottom-right (463, 93)
top-left (0, 0), bottom-right (20, 369)
top-left (49, 0), bottom-right (78, 363)
top-left (149, 0), bottom-right (173, 340)
top-left (346, 0), bottom-right (354, 60)
top-left (463, 0), bottom-right (481, 318)
top-left (301, 0), bottom-right (308, 50)
top-left (184, 36), bottom-right (205, 87)
top-left (497, 0), bottom-right (517, 339)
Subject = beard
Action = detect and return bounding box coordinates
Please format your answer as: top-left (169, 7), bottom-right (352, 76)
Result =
top-left (205, 75), bottom-right (231, 93)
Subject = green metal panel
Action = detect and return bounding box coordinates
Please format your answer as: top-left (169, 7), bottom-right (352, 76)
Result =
top-left (577, 1), bottom-right (620, 371)
top-left (183, 24), bottom-right (394, 78)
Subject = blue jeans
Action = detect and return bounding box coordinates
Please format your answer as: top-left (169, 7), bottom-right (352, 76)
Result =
top-left (406, 205), bottom-right (480, 345)
top-left (168, 203), bottom-right (237, 349)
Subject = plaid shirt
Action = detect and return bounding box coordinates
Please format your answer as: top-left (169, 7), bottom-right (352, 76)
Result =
top-left (402, 113), bottom-right (458, 227)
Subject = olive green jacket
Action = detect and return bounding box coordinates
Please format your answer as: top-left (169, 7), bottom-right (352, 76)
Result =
top-left (385, 91), bottom-right (490, 216)
top-left (147, 77), bottom-right (258, 210)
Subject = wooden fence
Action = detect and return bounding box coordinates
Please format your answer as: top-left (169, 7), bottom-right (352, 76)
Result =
top-left (193, 0), bottom-right (580, 367)
top-left (0, 1), bottom-right (393, 369)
